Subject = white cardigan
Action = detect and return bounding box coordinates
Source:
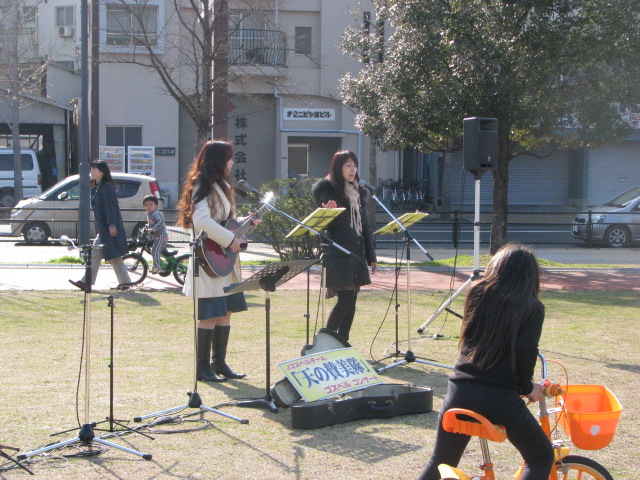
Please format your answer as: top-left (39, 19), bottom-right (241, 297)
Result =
top-left (182, 182), bottom-right (244, 298)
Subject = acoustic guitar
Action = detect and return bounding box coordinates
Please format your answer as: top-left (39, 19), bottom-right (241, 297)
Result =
top-left (196, 192), bottom-right (274, 278)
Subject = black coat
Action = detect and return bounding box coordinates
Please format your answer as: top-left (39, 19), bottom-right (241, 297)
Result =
top-left (312, 179), bottom-right (377, 289)
top-left (91, 181), bottom-right (128, 261)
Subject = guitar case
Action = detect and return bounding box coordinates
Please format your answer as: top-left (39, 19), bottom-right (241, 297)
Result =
top-left (290, 383), bottom-right (433, 429)
top-left (269, 328), bottom-right (434, 429)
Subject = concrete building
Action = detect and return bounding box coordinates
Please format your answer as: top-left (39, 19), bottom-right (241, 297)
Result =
top-left (1, 0), bottom-right (638, 209)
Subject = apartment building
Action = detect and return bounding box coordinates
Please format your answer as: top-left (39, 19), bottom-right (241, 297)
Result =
top-left (1, 0), bottom-right (638, 208)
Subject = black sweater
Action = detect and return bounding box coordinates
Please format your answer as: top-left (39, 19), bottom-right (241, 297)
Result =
top-left (451, 300), bottom-right (545, 395)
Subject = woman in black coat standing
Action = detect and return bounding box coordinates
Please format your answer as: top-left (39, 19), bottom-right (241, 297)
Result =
top-left (69, 160), bottom-right (133, 290)
top-left (311, 150), bottom-right (378, 341)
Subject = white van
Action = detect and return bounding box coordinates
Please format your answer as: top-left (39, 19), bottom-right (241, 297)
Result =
top-left (0, 148), bottom-right (43, 208)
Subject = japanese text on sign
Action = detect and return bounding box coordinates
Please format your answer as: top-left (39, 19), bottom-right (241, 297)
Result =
top-left (282, 108), bottom-right (335, 121)
top-left (277, 348), bottom-right (383, 403)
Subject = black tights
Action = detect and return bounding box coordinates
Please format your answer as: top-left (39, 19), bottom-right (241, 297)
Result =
top-left (417, 381), bottom-right (554, 480)
top-left (326, 289), bottom-right (358, 341)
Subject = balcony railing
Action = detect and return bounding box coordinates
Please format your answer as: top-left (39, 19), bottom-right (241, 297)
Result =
top-left (229, 28), bottom-right (287, 67)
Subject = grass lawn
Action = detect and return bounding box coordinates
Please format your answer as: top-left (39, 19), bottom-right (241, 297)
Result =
top-left (0, 289), bottom-right (637, 479)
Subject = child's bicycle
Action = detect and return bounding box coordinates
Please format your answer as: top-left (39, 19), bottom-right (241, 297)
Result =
top-left (438, 354), bottom-right (621, 480)
top-left (122, 228), bottom-right (190, 286)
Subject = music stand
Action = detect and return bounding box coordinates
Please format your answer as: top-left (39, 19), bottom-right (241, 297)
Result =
top-left (285, 208), bottom-right (345, 340)
top-left (224, 259), bottom-right (320, 413)
top-left (373, 212), bottom-right (448, 373)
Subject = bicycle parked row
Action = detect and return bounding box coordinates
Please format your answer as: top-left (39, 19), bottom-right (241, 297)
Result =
top-left (377, 178), bottom-right (430, 211)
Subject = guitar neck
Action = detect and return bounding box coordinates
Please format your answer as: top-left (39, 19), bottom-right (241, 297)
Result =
top-left (233, 203), bottom-right (269, 239)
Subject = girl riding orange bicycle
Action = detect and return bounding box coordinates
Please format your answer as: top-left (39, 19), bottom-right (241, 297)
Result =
top-left (417, 242), bottom-right (554, 480)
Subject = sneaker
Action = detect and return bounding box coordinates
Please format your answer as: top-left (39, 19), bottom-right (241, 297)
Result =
top-left (113, 282), bottom-right (135, 290)
top-left (150, 267), bottom-right (159, 275)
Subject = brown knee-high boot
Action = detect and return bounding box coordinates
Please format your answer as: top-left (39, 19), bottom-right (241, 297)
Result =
top-left (197, 328), bottom-right (227, 382)
top-left (211, 326), bottom-right (246, 379)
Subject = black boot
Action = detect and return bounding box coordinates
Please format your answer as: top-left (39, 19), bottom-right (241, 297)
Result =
top-left (197, 328), bottom-right (227, 383)
top-left (212, 326), bottom-right (246, 379)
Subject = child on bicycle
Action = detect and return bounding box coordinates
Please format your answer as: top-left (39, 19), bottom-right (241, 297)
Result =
top-left (143, 195), bottom-right (168, 274)
top-left (417, 242), bottom-right (554, 480)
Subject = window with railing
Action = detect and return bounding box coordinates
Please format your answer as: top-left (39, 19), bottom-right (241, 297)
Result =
top-left (106, 4), bottom-right (158, 47)
top-left (228, 28), bottom-right (287, 66)
top-left (228, 10), bottom-right (286, 66)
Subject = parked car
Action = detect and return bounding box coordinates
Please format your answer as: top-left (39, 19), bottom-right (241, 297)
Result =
top-left (10, 173), bottom-right (162, 244)
top-left (0, 148), bottom-right (42, 208)
top-left (571, 186), bottom-right (640, 247)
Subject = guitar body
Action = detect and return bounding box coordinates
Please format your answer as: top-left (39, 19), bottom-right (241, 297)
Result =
top-left (197, 219), bottom-right (248, 278)
top-left (195, 192), bottom-right (274, 278)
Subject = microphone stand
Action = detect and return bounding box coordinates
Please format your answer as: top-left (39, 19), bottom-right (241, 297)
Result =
top-left (133, 231), bottom-right (248, 425)
top-left (366, 191), bottom-right (452, 373)
top-left (19, 237), bottom-right (152, 462)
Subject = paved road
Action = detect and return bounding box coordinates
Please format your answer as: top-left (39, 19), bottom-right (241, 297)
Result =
top-left (1, 241), bottom-right (638, 291)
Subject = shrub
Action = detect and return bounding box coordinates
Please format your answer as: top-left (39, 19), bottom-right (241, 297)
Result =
top-left (239, 177), bottom-right (322, 261)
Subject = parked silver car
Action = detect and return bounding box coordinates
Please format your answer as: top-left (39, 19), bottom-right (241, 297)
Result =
top-left (571, 186), bottom-right (640, 247)
top-left (10, 173), bottom-right (163, 244)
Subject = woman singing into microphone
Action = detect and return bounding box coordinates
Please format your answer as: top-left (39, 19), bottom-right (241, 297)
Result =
top-left (311, 150), bottom-right (378, 342)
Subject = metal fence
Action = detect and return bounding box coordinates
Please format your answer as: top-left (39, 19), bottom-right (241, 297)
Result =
top-left (1, 206), bottom-right (637, 248)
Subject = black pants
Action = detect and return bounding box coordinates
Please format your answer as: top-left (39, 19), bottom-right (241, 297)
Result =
top-left (326, 289), bottom-right (357, 341)
top-left (417, 380), bottom-right (554, 480)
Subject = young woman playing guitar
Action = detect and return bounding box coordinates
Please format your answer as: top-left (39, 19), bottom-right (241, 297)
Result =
top-left (177, 140), bottom-right (261, 383)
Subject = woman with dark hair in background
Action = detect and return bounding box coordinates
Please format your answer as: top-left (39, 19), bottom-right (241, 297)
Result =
top-left (311, 150), bottom-right (378, 342)
top-left (69, 160), bottom-right (133, 290)
top-left (417, 242), bottom-right (554, 480)
top-left (177, 140), bottom-right (260, 383)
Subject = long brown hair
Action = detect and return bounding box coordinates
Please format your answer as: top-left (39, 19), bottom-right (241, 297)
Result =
top-left (326, 150), bottom-right (364, 206)
top-left (460, 242), bottom-right (541, 372)
top-left (177, 140), bottom-right (235, 229)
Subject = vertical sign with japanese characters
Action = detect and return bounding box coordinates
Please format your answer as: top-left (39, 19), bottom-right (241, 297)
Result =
top-left (277, 348), bottom-right (383, 402)
top-left (232, 116), bottom-right (248, 183)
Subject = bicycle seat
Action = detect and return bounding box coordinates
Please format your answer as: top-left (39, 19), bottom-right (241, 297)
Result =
top-left (162, 249), bottom-right (178, 257)
top-left (441, 408), bottom-right (507, 442)
top-left (437, 464), bottom-right (469, 480)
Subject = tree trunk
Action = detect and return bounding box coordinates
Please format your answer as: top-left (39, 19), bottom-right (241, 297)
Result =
top-left (212, 0), bottom-right (229, 140)
top-left (489, 134), bottom-right (511, 254)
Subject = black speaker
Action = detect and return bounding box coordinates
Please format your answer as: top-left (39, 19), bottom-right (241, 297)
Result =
top-left (463, 117), bottom-right (498, 174)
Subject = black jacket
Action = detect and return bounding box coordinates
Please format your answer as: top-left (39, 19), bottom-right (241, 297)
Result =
top-left (91, 181), bottom-right (128, 261)
top-left (312, 179), bottom-right (377, 288)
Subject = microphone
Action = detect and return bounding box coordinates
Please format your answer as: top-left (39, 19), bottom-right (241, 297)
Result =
top-left (359, 179), bottom-right (379, 195)
top-left (238, 180), bottom-right (261, 198)
top-left (233, 185), bottom-right (259, 203)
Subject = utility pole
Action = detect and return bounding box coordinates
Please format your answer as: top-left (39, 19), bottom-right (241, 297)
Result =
top-left (78, 0), bottom-right (90, 244)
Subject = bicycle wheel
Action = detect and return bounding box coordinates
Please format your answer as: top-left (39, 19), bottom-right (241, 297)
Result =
top-left (556, 455), bottom-right (614, 480)
top-left (122, 253), bottom-right (148, 285)
top-left (173, 254), bottom-right (189, 286)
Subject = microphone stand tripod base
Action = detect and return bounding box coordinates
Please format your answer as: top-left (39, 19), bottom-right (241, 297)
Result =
top-left (233, 396), bottom-right (278, 413)
top-left (17, 423), bottom-right (152, 461)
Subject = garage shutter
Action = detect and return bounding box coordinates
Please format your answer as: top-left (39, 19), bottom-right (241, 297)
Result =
top-left (508, 150), bottom-right (569, 205)
top-left (587, 142), bottom-right (640, 205)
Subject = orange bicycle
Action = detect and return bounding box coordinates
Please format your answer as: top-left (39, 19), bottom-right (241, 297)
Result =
top-left (438, 354), bottom-right (621, 480)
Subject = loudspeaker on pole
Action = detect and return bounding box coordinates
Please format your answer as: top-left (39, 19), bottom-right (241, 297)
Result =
top-left (463, 117), bottom-right (498, 176)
